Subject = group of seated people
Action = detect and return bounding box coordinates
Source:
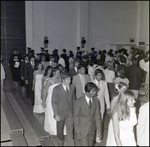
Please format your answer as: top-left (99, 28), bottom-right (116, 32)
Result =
top-left (7, 46), bottom-right (149, 146)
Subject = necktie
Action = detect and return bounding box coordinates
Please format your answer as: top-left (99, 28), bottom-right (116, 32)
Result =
top-left (89, 99), bottom-right (92, 108)
top-left (98, 82), bottom-right (101, 90)
top-left (66, 86), bottom-right (69, 93)
top-left (31, 62), bottom-right (34, 69)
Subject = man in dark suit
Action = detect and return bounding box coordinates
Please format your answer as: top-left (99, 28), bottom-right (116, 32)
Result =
top-left (117, 55), bottom-right (127, 77)
top-left (20, 54), bottom-right (29, 95)
top-left (126, 57), bottom-right (143, 108)
top-left (24, 55), bottom-right (37, 105)
top-left (51, 72), bottom-right (76, 146)
top-left (74, 82), bottom-right (102, 146)
top-left (69, 58), bottom-right (80, 83)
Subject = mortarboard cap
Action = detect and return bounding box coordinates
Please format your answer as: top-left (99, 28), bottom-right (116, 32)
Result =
top-left (62, 48), bottom-right (66, 52)
top-left (27, 47), bottom-right (31, 50)
top-left (91, 47), bottom-right (95, 51)
top-left (77, 46), bottom-right (80, 51)
top-left (41, 47), bottom-right (44, 51)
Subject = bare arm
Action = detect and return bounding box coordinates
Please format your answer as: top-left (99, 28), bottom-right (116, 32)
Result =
top-left (42, 80), bottom-right (52, 104)
top-left (41, 77), bottom-right (45, 99)
top-left (95, 101), bottom-right (102, 138)
top-left (112, 112), bottom-right (122, 146)
top-left (32, 71), bottom-right (36, 91)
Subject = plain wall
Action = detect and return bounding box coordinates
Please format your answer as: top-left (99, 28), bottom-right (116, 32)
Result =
top-left (25, 1), bottom-right (149, 54)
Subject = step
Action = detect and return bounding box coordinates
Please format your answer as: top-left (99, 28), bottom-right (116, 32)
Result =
top-left (1, 88), bottom-right (23, 132)
top-left (9, 90), bottom-right (54, 146)
top-left (1, 106), bottom-right (12, 142)
top-left (10, 130), bottom-right (28, 146)
top-left (6, 92), bottom-right (41, 146)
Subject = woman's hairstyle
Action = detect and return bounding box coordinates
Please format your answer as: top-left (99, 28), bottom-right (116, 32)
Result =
top-left (38, 62), bottom-right (44, 70)
top-left (84, 82), bottom-right (98, 93)
top-left (112, 82), bottom-right (127, 97)
top-left (117, 90), bottom-right (135, 121)
top-left (52, 67), bottom-right (61, 75)
top-left (118, 69), bottom-right (126, 79)
top-left (94, 69), bottom-right (105, 80)
top-left (43, 66), bottom-right (52, 77)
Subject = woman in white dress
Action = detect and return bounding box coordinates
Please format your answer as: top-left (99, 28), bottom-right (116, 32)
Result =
top-left (41, 66), bottom-right (53, 99)
top-left (32, 63), bottom-right (45, 125)
top-left (43, 67), bottom-right (66, 135)
top-left (106, 89), bottom-right (137, 146)
top-left (1, 55), bottom-right (5, 88)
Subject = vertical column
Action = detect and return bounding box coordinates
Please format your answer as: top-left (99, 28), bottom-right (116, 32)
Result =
top-left (137, 1), bottom-right (149, 51)
top-left (25, 1), bottom-right (33, 52)
top-left (77, 1), bottom-right (89, 51)
top-left (145, 1), bottom-right (149, 52)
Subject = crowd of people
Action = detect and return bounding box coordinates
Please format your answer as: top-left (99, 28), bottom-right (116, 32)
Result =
top-left (1, 46), bottom-right (149, 146)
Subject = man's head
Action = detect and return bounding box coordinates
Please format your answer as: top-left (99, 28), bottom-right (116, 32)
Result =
top-left (78, 64), bottom-right (86, 75)
top-left (61, 72), bottom-right (71, 86)
top-left (41, 55), bottom-right (46, 61)
top-left (30, 55), bottom-right (35, 62)
top-left (49, 54), bottom-right (55, 62)
top-left (74, 58), bottom-right (80, 67)
top-left (85, 82), bottom-right (98, 98)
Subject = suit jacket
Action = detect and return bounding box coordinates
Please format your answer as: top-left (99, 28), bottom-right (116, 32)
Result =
top-left (51, 84), bottom-right (76, 120)
top-left (126, 64), bottom-right (143, 90)
top-left (137, 102), bottom-right (149, 146)
top-left (21, 61), bottom-right (28, 78)
top-left (92, 79), bottom-right (110, 116)
top-left (74, 96), bottom-right (102, 138)
top-left (69, 67), bottom-right (78, 77)
top-left (24, 61), bottom-right (37, 84)
top-left (72, 74), bottom-right (91, 99)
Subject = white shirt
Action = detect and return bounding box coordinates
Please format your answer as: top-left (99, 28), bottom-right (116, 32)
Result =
top-left (74, 67), bottom-right (78, 73)
top-left (94, 79), bottom-right (101, 89)
top-left (85, 94), bottom-right (93, 106)
top-left (58, 58), bottom-right (65, 67)
top-left (62, 84), bottom-right (69, 92)
top-left (104, 68), bottom-right (115, 83)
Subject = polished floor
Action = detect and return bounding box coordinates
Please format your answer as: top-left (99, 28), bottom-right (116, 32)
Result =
top-left (1, 77), bottom-right (147, 146)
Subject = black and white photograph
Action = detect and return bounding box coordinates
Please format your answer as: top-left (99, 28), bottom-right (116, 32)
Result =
top-left (1, 1), bottom-right (149, 146)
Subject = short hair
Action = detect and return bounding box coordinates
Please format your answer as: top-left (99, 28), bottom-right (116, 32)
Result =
top-left (89, 60), bottom-right (94, 66)
top-left (120, 55), bottom-right (127, 63)
top-left (94, 69), bottom-right (105, 80)
top-left (29, 55), bottom-right (35, 60)
top-left (74, 58), bottom-right (80, 63)
top-left (131, 57), bottom-right (138, 64)
top-left (97, 60), bottom-right (104, 66)
top-left (84, 82), bottom-right (98, 93)
top-left (77, 64), bottom-right (86, 70)
top-left (60, 71), bottom-right (71, 80)
top-left (43, 66), bottom-right (52, 77)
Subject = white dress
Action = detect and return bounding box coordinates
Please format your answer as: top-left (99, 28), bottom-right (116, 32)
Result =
top-left (44, 82), bottom-right (67, 135)
top-left (106, 107), bottom-right (137, 146)
top-left (33, 74), bottom-right (44, 113)
top-left (1, 63), bottom-right (5, 80)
